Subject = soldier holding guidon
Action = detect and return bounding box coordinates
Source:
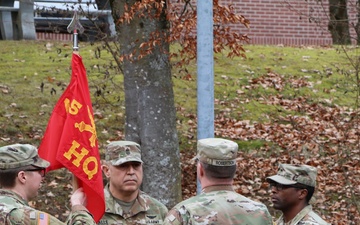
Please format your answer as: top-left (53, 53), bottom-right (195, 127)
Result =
top-left (0, 143), bottom-right (96, 225)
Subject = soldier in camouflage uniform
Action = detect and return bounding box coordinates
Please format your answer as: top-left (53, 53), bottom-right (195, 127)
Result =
top-left (267, 164), bottom-right (330, 225)
top-left (98, 141), bottom-right (168, 225)
top-left (0, 143), bottom-right (96, 225)
top-left (164, 138), bottom-right (273, 225)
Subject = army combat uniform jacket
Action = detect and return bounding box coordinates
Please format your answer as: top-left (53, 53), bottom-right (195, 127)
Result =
top-left (0, 189), bottom-right (96, 225)
top-left (275, 205), bottom-right (330, 225)
top-left (163, 185), bottom-right (273, 225)
top-left (98, 184), bottom-right (168, 225)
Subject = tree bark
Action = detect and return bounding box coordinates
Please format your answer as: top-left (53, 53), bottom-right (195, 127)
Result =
top-left (95, 0), bottom-right (110, 10)
top-left (357, 0), bottom-right (360, 45)
top-left (110, 0), bottom-right (182, 208)
top-left (328, 0), bottom-right (351, 45)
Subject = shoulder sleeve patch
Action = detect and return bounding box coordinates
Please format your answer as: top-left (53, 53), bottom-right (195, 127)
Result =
top-left (29, 211), bottom-right (36, 220)
top-left (167, 214), bottom-right (176, 222)
top-left (37, 212), bottom-right (49, 225)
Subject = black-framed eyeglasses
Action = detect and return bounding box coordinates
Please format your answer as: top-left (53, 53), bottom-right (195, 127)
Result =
top-left (25, 168), bottom-right (46, 177)
top-left (269, 182), bottom-right (305, 191)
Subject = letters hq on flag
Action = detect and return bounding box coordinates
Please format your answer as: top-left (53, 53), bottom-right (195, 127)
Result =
top-left (38, 53), bottom-right (105, 222)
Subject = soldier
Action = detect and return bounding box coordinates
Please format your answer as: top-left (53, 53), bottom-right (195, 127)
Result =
top-left (164, 138), bottom-right (273, 225)
top-left (0, 143), bottom-right (96, 225)
top-left (98, 141), bottom-right (168, 224)
top-left (266, 164), bottom-right (330, 225)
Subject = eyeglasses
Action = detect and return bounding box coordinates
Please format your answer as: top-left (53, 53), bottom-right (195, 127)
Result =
top-left (269, 182), bottom-right (305, 191)
top-left (25, 168), bottom-right (46, 177)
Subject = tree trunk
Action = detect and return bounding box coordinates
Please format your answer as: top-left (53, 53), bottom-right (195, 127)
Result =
top-left (110, 0), bottom-right (182, 208)
top-left (95, 0), bottom-right (110, 10)
top-left (357, 0), bottom-right (360, 45)
top-left (328, 0), bottom-right (351, 45)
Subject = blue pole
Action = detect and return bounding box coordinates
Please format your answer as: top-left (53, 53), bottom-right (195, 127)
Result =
top-left (196, 0), bottom-right (214, 194)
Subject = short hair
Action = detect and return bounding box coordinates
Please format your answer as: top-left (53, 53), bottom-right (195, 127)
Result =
top-left (201, 162), bottom-right (236, 180)
top-left (0, 166), bottom-right (37, 188)
top-left (0, 169), bottom-right (20, 188)
top-left (305, 186), bottom-right (315, 202)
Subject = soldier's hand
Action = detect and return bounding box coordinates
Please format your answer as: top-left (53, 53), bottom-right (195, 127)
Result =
top-left (71, 187), bottom-right (87, 206)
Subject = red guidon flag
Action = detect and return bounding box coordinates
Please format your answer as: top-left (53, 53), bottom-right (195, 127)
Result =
top-left (38, 53), bottom-right (105, 222)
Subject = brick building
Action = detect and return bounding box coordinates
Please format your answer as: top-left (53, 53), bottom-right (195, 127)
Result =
top-left (34, 0), bottom-right (358, 45)
top-left (208, 0), bottom-right (358, 45)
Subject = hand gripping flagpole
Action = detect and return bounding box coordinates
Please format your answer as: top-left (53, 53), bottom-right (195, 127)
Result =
top-left (67, 11), bottom-right (85, 52)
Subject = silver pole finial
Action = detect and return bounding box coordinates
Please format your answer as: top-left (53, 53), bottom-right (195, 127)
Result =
top-left (67, 11), bottom-right (85, 51)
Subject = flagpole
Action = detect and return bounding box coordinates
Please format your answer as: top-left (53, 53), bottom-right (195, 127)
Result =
top-left (67, 11), bottom-right (85, 52)
top-left (39, 11), bottom-right (105, 220)
top-left (67, 11), bottom-right (84, 190)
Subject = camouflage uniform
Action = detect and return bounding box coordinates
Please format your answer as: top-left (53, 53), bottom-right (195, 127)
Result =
top-left (164, 138), bottom-right (273, 225)
top-left (0, 189), bottom-right (95, 225)
top-left (0, 144), bottom-right (96, 225)
top-left (98, 141), bottom-right (168, 225)
top-left (164, 185), bottom-right (273, 225)
top-left (267, 164), bottom-right (330, 225)
top-left (275, 205), bottom-right (330, 225)
top-left (98, 184), bottom-right (168, 225)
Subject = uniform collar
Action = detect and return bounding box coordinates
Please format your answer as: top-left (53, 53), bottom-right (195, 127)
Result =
top-left (104, 183), bottom-right (149, 219)
top-left (201, 184), bottom-right (234, 193)
top-left (0, 189), bottom-right (28, 205)
top-left (277, 205), bottom-right (313, 225)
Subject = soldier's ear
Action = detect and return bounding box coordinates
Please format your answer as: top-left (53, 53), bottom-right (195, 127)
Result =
top-left (197, 162), bottom-right (205, 178)
top-left (298, 188), bottom-right (308, 201)
top-left (101, 164), bottom-right (110, 178)
top-left (17, 171), bottom-right (27, 184)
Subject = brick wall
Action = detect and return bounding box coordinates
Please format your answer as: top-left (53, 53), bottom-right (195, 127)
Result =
top-left (171, 0), bottom-right (358, 46)
top-left (37, 32), bottom-right (72, 41)
top-left (39, 1), bottom-right (357, 45)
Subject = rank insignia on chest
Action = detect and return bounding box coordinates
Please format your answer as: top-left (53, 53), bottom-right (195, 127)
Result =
top-left (146, 215), bottom-right (162, 224)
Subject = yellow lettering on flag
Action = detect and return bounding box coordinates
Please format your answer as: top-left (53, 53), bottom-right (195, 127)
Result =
top-left (75, 106), bottom-right (97, 147)
top-left (63, 140), bottom-right (98, 180)
top-left (64, 98), bottom-right (97, 148)
top-left (83, 156), bottom-right (98, 179)
top-left (64, 98), bottom-right (83, 115)
top-left (63, 141), bottom-right (89, 167)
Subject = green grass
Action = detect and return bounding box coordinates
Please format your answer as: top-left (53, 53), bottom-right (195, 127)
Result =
top-left (0, 41), bottom-right (359, 150)
top-left (1, 41), bottom-right (359, 224)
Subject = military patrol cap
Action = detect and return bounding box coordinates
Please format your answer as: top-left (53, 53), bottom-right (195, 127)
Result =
top-left (0, 144), bottom-right (50, 170)
top-left (105, 141), bottom-right (143, 165)
top-left (197, 138), bottom-right (238, 166)
top-left (266, 164), bottom-right (317, 187)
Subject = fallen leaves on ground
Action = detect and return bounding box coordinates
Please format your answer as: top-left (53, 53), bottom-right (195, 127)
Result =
top-left (4, 72), bottom-right (359, 224)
